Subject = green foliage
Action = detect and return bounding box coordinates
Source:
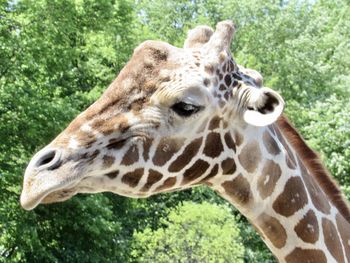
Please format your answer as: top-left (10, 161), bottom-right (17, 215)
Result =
top-left (131, 202), bottom-right (244, 263)
top-left (233, 0), bottom-right (350, 103)
top-left (0, 195), bottom-right (122, 262)
top-left (0, 0), bottom-right (136, 261)
top-left (286, 96), bottom-right (350, 187)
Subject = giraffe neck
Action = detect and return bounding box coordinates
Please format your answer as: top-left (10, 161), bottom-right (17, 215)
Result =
top-left (208, 121), bottom-right (350, 263)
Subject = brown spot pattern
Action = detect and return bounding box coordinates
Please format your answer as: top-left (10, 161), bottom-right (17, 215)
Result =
top-left (85, 150), bottom-right (99, 163)
top-left (156, 177), bottom-right (176, 192)
top-left (182, 159), bottom-right (210, 185)
top-left (257, 213), bottom-right (287, 248)
top-left (286, 156), bottom-right (297, 169)
top-left (122, 168), bottom-right (144, 187)
top-left (238, 141), bottom-right (261, 173)
top-left (222, 174), bottom-right (252, 205)
top-left (208, 116), bottom-right (221, 130)
top-left (141, 169), bottom-right (163, 192)
top-left (107, 138), bottom-right (127, 150)
top-left (273, 176), bottom-right (308, 217)
top-left (336, 213), bottom-right (350, 263)
top-left (203, 78), bottom-right (210, 87)
top-left (202, 164), bottom-right (219, 181)
top-left (298, 158), bottom-right (331, 214)
top-left (203, 132), bottom-right (224, 158)
top-left (285, 248), bottom-right (327, 263)
top-left (90, 118), bottom-right (115, 135)
top-left (275, 127), bottom-right (297, 168)
top-left (95, 115), bottom-right (129, 135)
top-left (221, 158), bottom-right (236, 175)
top-left (103, 155), bottom-right (115, 168)
top-left (142, 138), bottom-right (153, 161)
top-left (129, 97), bottom-right (146, 112)
top-left (153, 138), bottom-right (185, 166)
top-left (121, 145), bottom-right (139, 166)
top-left (105, 170), bottom-right (119, 179)
top-left (234, 130), bottom-right (243, 146)
top-left (224, 132), bottom-right (236, 152)
top-left (168, 138), bottom-right (202, 173)
top-left (258, 160), bottom-right (281, 199)
top-left (224, 74), bottom-right (232, 86)
top-left (75, 130), bottom-right (97, 148)
top-left (219, 84), bottom-right (226, 91)
top-left (263, 131), bottom-right (281, 155)
top-left (294, 210), bottom-right (319, 244)
top-left (204, 65), bottom-right (214, 75)
top-left (322, 217), bottom-right (345, 263)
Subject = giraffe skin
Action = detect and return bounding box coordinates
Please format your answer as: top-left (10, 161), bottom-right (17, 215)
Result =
top-left (20, 21), bottom-right (350, 263)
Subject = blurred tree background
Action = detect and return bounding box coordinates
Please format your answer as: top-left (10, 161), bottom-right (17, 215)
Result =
top-left (0, 0), bottom-right (349, 262)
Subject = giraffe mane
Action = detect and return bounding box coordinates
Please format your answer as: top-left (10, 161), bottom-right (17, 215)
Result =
top-left (276, 115), bottom-right (350, 222)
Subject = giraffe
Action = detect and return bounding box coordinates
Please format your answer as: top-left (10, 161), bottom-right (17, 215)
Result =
top-left (20, 21), bottom-right (350, 262)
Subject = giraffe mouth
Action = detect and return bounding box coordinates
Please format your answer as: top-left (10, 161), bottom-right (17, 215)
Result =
top-left (20, 157), bottom-right (85, 210)
top-left (40, 187), bottom-right (78, 204)
top-left (20, 177), bottom-right (80, 210)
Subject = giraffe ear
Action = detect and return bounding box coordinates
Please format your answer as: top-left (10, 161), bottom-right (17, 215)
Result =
top-left (243, 87), bottom-right (285, 127)
top-left (184, 25), bottom-right (214, 49)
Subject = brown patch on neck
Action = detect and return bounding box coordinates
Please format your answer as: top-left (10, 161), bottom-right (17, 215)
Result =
top-left (298, 158), bottom-right (331, 214)
top-left (322, 217), bottom-right (345, 263)
top-left (273, 176), bottom-right (308, 217)
top-left (294, 210), bottom-right (319, 244)
top-left (262, 131), bottom-right (281, 156)
top-left (238, 141), bottom-right (261, 173)
top-left (336, 213), bottom-right (350, 262)
top-left (222, 174), bottom-right (252, 205)
top-left (285, 247), bottom-right (327, 263)
top-left (221, 158), bottom-right (236, 175)
top-left (256, 213), bottom-right (287, 249)
top-left (258, 160), bottom-right (281, 199)
top-left (234, 130), bottom-right (243, 146)
top-left (276, 115), bottom-right (350, 222)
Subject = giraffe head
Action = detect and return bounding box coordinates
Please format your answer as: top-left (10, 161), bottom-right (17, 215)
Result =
top-left (21, 21), bottom-right (284, 210)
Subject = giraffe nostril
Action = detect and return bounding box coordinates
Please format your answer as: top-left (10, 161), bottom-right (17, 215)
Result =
top-left (34, 148), bottom-right (62, 171)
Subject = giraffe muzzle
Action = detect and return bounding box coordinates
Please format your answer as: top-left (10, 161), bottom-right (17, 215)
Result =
top-left (20, 147), bottom-right (82, 210)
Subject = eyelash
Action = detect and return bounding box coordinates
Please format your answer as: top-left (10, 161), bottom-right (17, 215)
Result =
top-left (171, 101), bottom-right (203, 117)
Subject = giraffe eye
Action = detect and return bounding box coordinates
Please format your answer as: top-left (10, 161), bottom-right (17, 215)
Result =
top-left (171, 102), bottom-right (202, 117)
